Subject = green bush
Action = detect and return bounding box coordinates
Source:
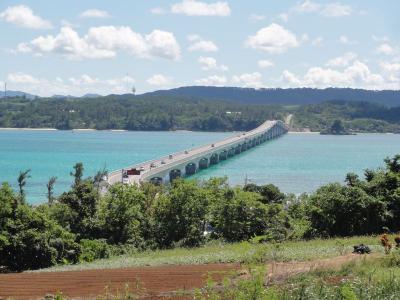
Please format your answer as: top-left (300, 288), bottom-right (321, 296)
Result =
top-left (79, 239), bottom-right (110, 263)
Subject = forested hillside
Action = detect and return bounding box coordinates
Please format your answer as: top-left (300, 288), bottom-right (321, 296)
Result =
top-left (0, 96), bottom-right (287, 131)
top-left (1, 96), bottom-right (400, 133)
top-left (144, 86), bottom-right (400, 107)
top-left (293, 100), bottom-right (400, 133)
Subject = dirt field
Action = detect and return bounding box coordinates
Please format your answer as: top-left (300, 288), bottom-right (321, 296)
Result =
top-left (0, 253), bottom-right (374, 299)
top-left (0, 263), bottom-right (238, 299)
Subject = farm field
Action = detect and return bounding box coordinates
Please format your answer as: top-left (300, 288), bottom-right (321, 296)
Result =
top-left (0, 235), bottom-right (388, 299)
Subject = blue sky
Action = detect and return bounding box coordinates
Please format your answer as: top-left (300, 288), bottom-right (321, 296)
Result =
top-left (0, 0), bottom-right (399, 96)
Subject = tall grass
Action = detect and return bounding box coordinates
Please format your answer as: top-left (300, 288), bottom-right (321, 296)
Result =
top-left (37, 235), bottom-right (384, 272)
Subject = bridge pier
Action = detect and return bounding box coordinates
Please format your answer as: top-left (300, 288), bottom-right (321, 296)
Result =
top-left (107, 120), bottom-right (288, 187)
top-left (199, 157), bottom-right (209, 169)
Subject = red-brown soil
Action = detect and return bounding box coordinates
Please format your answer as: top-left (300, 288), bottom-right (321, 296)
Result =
top-left (0, 263), bottom-right (238, 299)
top-left (0, 253), bottom-right (376, 299)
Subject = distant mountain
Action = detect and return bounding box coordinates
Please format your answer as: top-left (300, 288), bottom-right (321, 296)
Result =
top-left (0, 90), bottom-right (36, 99)
top-left (82, 93), bottom-right (102, 98)
top-left (143, 86), bottom-right (400, 107)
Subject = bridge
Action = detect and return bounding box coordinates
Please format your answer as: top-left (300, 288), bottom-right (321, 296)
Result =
top-left (107, 120), bottom-right (288, 186)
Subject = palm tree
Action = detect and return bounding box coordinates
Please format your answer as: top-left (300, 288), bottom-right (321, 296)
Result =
top-left (17, 169), bottom-right (31, 202)
top-left (46, 176), bottom-right (57, 205)
top-left (70, 162), bottom-right (84, 186)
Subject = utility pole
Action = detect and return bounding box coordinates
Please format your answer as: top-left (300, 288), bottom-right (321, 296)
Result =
top-left (4, 82), bottom-right (6, 98)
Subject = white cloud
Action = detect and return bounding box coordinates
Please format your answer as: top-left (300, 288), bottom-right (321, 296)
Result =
top-left (146, 74), bottom-right (173, 86)
top-left (249, 14), bottom-right (266, 22)
top-left (281, 70), bottom-right (301, 85)
top-left (278, 13), bottom-right (289, 22)
top-left (0, 5), bottom-right (52, 29)
top-left (311, 37), bottom-right (324, 47)
top-left (292, 1), bottom-right (352, 17)
top-left (198, 56), bottom-right (227, 71)
top-left (171, 0), bottom-right (230, 17)
top-left (150, 7), bottom-right (166, 15)
top-left (7, 72), bottom-right (39, 84)
top-left (5, 73), bottom-right (137, 97)
top-left (195, 75), bottom-right (227, 86)
top-left (339, 35), bottom-right (358, 45)
top-left (294, 0), bottom-right (321, 13)
top-left (380, 61), bottom-right (400, 83)
top-left (281, 60), bottom-right (396, 90)
top-left (372, 35), bottom-right (390, 42)
top-left (232, 72), bottom-right (263, 88)
top-left (376, 43), bottom-right (397, 56)
top-left (325, 52), bottom-right (357, 67)
top-left (18, 26), bottom-right (181, 60)
top-left (80, 9), bottom-right (110, 18)
top-left (320, 3), bottom-right (352, 17)
top-left (246, 23), bottom-right (299, 54)
top-left (257, 60), bottom-right (274, 68)
top-left (188, 35), bottom-right (218, 52)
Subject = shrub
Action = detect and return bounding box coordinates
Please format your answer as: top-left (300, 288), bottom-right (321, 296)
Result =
top-left (79, 239), bottom-right (110, 263)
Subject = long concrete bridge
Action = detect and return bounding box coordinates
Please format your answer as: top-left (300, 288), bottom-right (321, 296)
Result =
top-left (107, 120), bottom-right (288, 186)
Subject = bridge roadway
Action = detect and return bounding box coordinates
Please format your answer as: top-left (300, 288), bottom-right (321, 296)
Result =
top-left (107, 120), bottom-right (288, 186)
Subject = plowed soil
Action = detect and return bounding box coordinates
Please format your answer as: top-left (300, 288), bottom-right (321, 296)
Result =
top-left (0, 253), bottom-right (375, 299)
top-left (0, 263), bottom-right (238, 299)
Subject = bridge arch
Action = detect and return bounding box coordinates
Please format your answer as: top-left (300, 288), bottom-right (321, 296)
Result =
top-left (235, 145), bottom-right (241, 154)
top-left (199, 157), bottom-right (209, 169)
top-left (169, 169), bottom-right (181, 182)
top-left (185, 162), bottom-right (197, 175)
top-left (150, 177), bottom-right (163, 185)
top-left (210, 153), bottom-right (219, 165)
top-left (219, 150), bottom-right (228, 160)
top-left (228, 147), bottom-right (235, 157)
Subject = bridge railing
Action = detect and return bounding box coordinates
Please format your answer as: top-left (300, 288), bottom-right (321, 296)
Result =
top-left (108, 120), bottom-right (287, 180)
top-left (141, 121), bottom-right (286, 179)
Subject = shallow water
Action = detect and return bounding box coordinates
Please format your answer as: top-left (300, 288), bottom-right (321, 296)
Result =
top-left (0, 130), bottom-right (399, 204)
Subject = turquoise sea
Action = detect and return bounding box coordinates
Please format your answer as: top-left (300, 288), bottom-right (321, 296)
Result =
top-left (0, 129), bottom-right (399, 204)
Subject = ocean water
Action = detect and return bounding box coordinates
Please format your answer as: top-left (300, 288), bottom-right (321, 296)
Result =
top-left (0, 130), bottom-right (399, 204)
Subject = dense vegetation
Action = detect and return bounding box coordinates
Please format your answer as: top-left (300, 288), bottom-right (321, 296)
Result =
top-left (1, 154), bottom-right (400, 272)
top-left (0, 96), bottom-right (286, 131)
top-left (145, 86), bottom-right (400, 107)
top-left (1, 96), bottom-right (400, 133)
top-left (293, 100), bottom-right (400, 133)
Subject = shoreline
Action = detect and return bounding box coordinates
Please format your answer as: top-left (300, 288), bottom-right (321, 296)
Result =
top-left (0, 128), bottom-right (396, 135)
top-left (0, 127), bottom-right (57, 131)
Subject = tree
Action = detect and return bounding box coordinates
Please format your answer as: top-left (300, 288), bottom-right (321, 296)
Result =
top-left (345, 172), bottom-right (360, 187)
top-left (46, 176), bottom-right (57, 205)
top-left (244, 183), bottom-right (285, 204)
top-left (70, 163), bottom-right (84, 186)
top-left (58, 179), bottom-right (99, 238)
top-left (212, 188), bottom-right (289, 242)
top-left (385, 154), bottom-right (400, 173)
top-left (331, 119), bottom-right (345, 133)
top-left (306, 184), bottom-right (387, 237)
top-left (98, 184), bottom-right (145, 245)
top-left (153, 179), bottom-right (209, 248)
top-left (17, 169), bottom-right (31, 201)
top-left (0, 183), bottom-right (80, 271)
top-left (93, 168), bottom-right (108, 194)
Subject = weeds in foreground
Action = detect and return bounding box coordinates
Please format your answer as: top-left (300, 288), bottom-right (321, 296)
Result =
top-left (193, 254), bottom-right (400, 300)
top-left (42, 282), bottom-right (144, 300)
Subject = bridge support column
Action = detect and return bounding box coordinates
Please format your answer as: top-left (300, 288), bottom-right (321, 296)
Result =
top-left (199, 157), bottom-right (209, 169)
top-left (185, 162), bottom-right (197, 175)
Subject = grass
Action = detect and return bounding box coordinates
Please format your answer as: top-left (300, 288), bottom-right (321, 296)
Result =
top-left (193, 249), bottom-right (400, 299)
top-left (37, 235), bottom-right (385, 273)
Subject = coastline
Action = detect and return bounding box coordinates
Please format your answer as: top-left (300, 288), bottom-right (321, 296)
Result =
top-left (0, 127), bottom-right (57, 131)
top-left (288, 131), bottom-right (320, 134)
